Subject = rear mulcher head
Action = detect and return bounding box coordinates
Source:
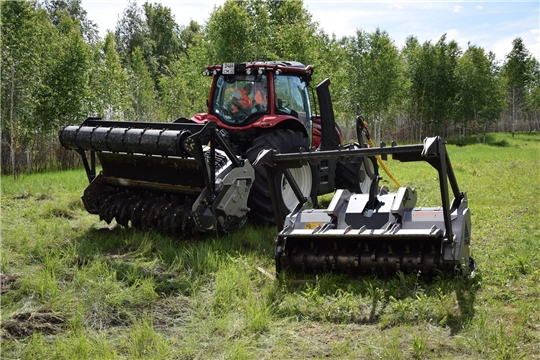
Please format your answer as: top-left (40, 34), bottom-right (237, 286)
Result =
top-left (276, 187), bottom-right (472, 276)
top-left (256, 136), bottom-right (475, 276)
top-left (59, 118), bottom-right (254, 236)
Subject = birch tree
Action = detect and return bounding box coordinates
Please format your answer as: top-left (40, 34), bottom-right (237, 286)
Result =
top-left (502, 38), bottom-right (534, 136)
top-left (455, 45), bottom-right (505, 142)
top-left (1, 1), bottom-right (55, 176)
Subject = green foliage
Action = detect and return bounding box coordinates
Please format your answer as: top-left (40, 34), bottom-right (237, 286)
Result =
top-left (206, 0), bottom-right (254, 62)
top-left (34, 11), bottom-right (92, 131)
top-left (126, 46), bottom-right (160, 121)
top-left (344, 29), bottom-right (405, 141)
top-left (455, 45), bottom-right (505, 142)
top-left (43, 0), bottom-right (99, 43)
top-left (266, 0), bottom-right (318, 63)
top-left (114, 1), bottom-right (153, 72)
top-left (206, 0), bottom-right (318, 63)
top-left (502, 38), bottom-right (538, 135)
top-left (2, 0), bottom-right (539, 179)
top-left (88, 32), bottom-right (130, 120)
top-left (503, 38), bottom-right (535, 97)
top-left (159, 45), bottom-right (212, 119)
top-left (1, 1), bottom-right (55, 144)
top-left (525, 59), bottom-right (540, 130)
top-left (399, 35), bottom-right (460, 139)
top-left (310, 33), bottom-right (350, 121)
top-left (143, 2), bottom-right (182, 78)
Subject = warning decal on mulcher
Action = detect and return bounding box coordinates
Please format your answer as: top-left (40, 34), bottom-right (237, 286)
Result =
top-left (304, 222), bottom-right (322, 230)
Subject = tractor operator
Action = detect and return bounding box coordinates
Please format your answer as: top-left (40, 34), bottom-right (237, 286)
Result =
top-left (231, 83), bottom-right (253, 115)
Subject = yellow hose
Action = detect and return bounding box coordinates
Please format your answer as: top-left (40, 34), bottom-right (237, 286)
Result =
top-left (363, 121), bottom-right (401, 188)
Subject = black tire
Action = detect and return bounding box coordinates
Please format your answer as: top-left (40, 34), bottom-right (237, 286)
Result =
top-left (335, 142), bottom-right (374, 194)
top-left (245, 129), bottom-right (314, 224)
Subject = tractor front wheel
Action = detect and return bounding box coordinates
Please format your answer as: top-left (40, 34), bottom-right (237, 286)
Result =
top-left (246, 129), bottom-right (314, 224)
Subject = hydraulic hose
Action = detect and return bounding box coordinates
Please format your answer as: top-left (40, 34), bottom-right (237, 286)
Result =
top-left (367, 136), bottom-right (402, 188)
top-left (357, 117), bottom-right (402, 188)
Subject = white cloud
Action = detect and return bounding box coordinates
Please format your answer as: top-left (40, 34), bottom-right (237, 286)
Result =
top-left (446, 29), bottom-right (462, 41)
top-left (454, 5), bottom-right (462, 13)
top-left (490, 36), bottom-right (517, 61)
top-left (388, 4), bottom-right (403, 10)
top-left (526, 28), bottom-right (540, 59)
top-left (476, 6), bottom-right (483, 11)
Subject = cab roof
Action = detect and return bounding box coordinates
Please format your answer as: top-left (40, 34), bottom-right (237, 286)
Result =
top-left (203, 61), bottom-right (314, 76)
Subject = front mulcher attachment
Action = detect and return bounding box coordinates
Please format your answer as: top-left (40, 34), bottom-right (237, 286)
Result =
top-left (60, 118), bottom-right (254, 236)
top-left (255, 137), bottom-right (474, 276)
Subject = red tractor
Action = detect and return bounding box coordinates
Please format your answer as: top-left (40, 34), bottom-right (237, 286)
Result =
top-left (187, 61), bottom-right (369, 223)
top-left (59, 61), bottom-right (370, 233)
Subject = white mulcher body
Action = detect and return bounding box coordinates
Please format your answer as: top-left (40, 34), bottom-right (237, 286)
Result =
top-left (256, 136), bottom-right (475, 276)
top-left (276, 187), bottom-right (471, 275)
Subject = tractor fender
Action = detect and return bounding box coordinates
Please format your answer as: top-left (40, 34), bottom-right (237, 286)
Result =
top-left (312, 116), bottom-right (343, 149)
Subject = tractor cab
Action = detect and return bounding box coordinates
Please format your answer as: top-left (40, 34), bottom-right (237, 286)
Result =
top-left (203, 62), bottom-right (313, 131)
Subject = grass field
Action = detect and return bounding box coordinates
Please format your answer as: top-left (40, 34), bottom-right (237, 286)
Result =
top-left (1, 132), bottom-right (539, 359)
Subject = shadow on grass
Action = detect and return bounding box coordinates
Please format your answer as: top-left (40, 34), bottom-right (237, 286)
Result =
top-left (73, 222), bottom-right (276, 296)
top-left (277, 269), bottom-right (481, 335)
top-left (72, 221), bottom-right (481, 335)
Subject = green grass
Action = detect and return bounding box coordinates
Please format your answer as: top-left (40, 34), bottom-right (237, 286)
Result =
top-left (2, 132), bottom-right (539, 359)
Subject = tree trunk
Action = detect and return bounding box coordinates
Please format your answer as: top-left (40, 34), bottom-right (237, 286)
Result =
top-left (511, 90), bottom-right (516, 138)
top-left (27, 148), bottom-right (31, 171)
top-left (372, 116), bottom-right (378, 145)
top-left (9, 65), bottom-right (16, 179)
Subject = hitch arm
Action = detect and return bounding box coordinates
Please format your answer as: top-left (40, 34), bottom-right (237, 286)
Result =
top-left (77, 149), bottom-right (96, 183)
top-left (254, 149), bottom-right (308, 231)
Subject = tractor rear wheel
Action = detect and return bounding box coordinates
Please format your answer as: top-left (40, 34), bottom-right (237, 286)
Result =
top-left (335, 142), bottom-right (374, 194)
top-left (246, 129), bottom-right (314, 224)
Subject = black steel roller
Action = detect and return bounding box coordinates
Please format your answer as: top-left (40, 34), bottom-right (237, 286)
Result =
top-left (279, 239), bottom-right (444, 276)
top-left (59, 125), bottom-right (193, 157)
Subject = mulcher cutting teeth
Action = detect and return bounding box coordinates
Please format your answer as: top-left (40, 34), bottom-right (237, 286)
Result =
top-left (92, 187), bottom-right (197, 235)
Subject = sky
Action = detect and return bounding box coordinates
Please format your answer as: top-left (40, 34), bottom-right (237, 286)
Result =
top-left (80, 0), bottom-right (539, 62)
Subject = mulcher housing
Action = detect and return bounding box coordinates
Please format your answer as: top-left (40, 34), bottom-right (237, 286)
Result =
top-left (255, 136), bottom-right (473, 275)
top-left (59, 119), bottom-right (254, 236)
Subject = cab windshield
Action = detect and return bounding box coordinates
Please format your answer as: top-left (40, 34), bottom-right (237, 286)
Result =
top-left (211, 74), bottom-right (268, 124)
